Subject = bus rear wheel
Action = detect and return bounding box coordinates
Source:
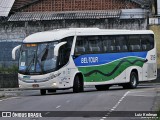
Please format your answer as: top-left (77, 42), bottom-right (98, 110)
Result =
top-left (123, 72), bottom-right (138, 89)
top-left (95, 85), bottom-right (110, 91)
top-left (73, 75), bottom-right (84, 93)
top-left (40, 89), bottom-right (46, 95)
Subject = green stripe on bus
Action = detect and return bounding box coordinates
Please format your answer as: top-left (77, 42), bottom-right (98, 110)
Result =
top-left (78, 57), bottom-right (146, 82)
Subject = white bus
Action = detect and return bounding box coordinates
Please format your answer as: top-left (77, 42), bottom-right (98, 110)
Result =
top-left (12, 28), bottom-right (157, 95)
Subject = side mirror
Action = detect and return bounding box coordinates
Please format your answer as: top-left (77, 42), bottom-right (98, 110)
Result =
top-left (54, 42), bottom-right (67, 56)
top-left (12, 45), bottom-right (21, 60)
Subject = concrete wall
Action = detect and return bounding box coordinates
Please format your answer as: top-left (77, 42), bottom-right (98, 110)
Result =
top-left (2, 19), bottom-right (146, 35)
top-left (149, 25), bottom-right (160, 68)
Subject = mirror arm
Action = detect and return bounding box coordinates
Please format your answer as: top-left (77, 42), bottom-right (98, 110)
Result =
top-left (54, 42), bottom-right (67, 56)
top-left (12, 45), bottom-right (21, 60)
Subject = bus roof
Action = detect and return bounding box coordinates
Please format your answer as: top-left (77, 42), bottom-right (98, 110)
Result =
top-left (23, 28), bottom-right (154, 43)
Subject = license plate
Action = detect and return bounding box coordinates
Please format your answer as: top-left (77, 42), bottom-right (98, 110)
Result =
top-left (32, 84), bottom-right (39, 88)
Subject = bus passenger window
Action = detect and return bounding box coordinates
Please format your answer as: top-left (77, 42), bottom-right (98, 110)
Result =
top-left (75, 36), bottom-right (87, 56)
top-left (102, 36), bottom-right (116, 53)
top-left (109, 45), bottom-right (116, 52)
top-left (88, 36), bottom-right (101, 53)
top-left (128, 35), bottom-right (141, 52)
top-left (122, 45), bottom-right (128, 51)
top-left (115, 36), bottom-right (128, 52)
top-left (141, 34), bottom-right (154, 51)
top-left (116, 46), bottom-right (121, 51)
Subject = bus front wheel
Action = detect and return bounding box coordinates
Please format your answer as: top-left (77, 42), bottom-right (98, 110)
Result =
top-left (40, 89), bottom-right (46, 95)
top-left (73, 75), bottom-right (84, 93)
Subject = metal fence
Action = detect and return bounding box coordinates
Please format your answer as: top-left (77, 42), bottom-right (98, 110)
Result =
top-left (0, 41), bottom-right (21, 61)
top-left (0, 74), bottom-right (18, 88)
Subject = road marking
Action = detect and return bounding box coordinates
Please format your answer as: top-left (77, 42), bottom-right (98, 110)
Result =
top-left (100, 91), bottom-right (130, 120)
top-left (111, 108), bottom-right (115, 111)
top-left (56, 105), bottom-right (61, 109)
top-left (100, 84), bottom-right (160, 120)
top-left (110, 91), bottom-right (130, 112)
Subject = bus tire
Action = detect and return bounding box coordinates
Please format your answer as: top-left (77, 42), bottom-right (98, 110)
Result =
top-left (47, 89), bottom-right (56, 93)
top-left (73, 75), bottom-right (83, 93)
top-left (95, 85), bottom-right (110, 91)
top-left (40, 89), bottom-right (46, 95)
top-left (123, 72), bottom-right (138, 89)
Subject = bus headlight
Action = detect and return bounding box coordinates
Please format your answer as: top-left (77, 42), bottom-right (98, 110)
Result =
top-left (52, 82), bottom-right (57, 87)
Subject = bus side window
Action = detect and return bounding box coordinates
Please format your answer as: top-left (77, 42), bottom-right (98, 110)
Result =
top-left (61, 36), bottom-right (74, 51)
top-left (102, 36), bottom-right (116, 53)
top-left (88, 36), bottom-right (101, 54)
top-left (128, 35), bottom-right (141, 52)
top-left (74, 36), bottom-right (88, 56)
top-left (59, 36), bottom-right (74, 66)
top-left (141, 34), bottom-right (154, 51)
top-left (115, 35), bottom-right (128, 52)
top-left (58, 45), bottom-right (66, 67)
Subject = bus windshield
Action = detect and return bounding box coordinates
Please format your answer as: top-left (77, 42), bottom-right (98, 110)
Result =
top-left (19, 42), bottom-right (58, 74)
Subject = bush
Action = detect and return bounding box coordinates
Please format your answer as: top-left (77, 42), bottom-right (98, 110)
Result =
top-left (0, 64), bottom-right (18, 74)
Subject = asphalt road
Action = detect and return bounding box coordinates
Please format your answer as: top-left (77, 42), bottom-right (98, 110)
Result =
top-left (0, 83), bottom-right (160, 120)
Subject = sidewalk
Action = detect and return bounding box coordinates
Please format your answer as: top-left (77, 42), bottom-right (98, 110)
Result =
top-left (0, 88), bottom-right (21, 98)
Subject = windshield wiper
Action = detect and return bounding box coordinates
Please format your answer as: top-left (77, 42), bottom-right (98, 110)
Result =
top-left (36, 44), bottom-right (49, 72)
top-left (37, 44), bottom-right (49, 59)
top-left (26, 54), bottom-right (36, 73)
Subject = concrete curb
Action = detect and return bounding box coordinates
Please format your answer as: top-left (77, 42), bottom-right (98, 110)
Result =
top-left (0, 88), bottom-right (20, 91)
top-left (0, 92), bottom-right (4, 98)
top-left (0, 88), bottom-right (22, 98)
